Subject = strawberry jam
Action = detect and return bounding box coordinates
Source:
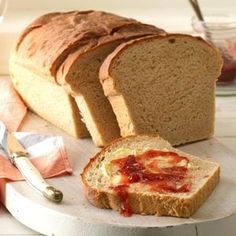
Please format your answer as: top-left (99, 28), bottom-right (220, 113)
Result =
top-left (218, 56), bottom-right (236, 84)
top-left (112, 185), bottom-right (132, 217)
top-left (110, 150), bottom-right (191, 217)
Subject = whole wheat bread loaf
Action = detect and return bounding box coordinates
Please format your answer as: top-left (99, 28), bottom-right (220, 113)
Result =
top-left (81, 135), bottom-right (220, 217)
top-left (99, 34), bottom-right (223, 146)
top-left (10, 10), bottom-right (164, 145)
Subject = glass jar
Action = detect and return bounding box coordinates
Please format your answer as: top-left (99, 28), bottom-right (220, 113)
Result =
top-left (0, 0), bottom-right (7, 23)
top-left (192, 12), bottom-right (236, 94)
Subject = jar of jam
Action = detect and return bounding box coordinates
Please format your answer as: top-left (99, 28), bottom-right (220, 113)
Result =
top-left (192, 13), bottom-right (236, 93)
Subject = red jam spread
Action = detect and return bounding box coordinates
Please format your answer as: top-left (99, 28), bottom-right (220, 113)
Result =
top-left (110, 149), bottom-right (191, 217)
top-left (111, 185), bottom-right (132, 217)
top-left (219, 55), bottom-right (236, 84)
top-left (218, 41), bottom-right (236, 84)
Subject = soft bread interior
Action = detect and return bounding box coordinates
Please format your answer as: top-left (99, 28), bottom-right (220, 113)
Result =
top-left (10, 62), bottom-right (88, 138)
top-left (102, 35), bottom-right (223, 145)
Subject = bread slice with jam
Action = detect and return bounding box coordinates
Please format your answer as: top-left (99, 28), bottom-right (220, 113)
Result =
top-left (81, 135), bottom-right (220, 217)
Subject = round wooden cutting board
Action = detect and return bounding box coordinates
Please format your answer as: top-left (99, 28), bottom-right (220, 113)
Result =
top-left (1, 112), bottom-right (236, 236)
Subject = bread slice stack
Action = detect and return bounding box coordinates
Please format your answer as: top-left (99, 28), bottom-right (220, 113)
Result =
top-left (99, 34), bottom-right (223, 146)
top-left (81, 135), bottom-right (220, 217)
top-left (9, 10), bottom-right (164, 146)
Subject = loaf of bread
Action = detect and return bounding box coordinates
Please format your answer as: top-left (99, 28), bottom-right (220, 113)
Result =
top-left (9, 10), bottom-right (164, 145)
top-left (81, 135), bottom-right (220, 217)
top-left (99, 34), bottom-right (223, 146)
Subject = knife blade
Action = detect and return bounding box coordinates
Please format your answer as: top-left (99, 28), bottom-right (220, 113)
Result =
top-left (0, 121), bottom-right (63, 203)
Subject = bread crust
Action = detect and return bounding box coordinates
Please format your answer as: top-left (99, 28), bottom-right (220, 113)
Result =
top-left (81, 135), bottom-right (220, 217)
top-left (13, 10), bottom-right (164, 84)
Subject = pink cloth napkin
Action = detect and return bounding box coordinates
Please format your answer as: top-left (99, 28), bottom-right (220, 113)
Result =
top-left (0, 78), bottom-right (72, 198)
top-left (0, 79), bottom-right (27, 132)
top-left (0, 132), bottom-right (72, 181)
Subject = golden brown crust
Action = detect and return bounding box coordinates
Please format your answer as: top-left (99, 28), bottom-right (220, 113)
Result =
top-left (81, 135), bottom-right (220, 217)
top-left (13, 10), bottom-right (164, 84)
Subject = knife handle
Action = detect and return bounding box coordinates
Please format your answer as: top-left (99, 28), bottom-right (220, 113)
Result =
top-left (13, 155), bottom-right (63, 203)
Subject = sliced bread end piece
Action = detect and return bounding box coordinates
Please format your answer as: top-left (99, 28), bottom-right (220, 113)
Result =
top-left (81, 135), bottom-right (220, 217)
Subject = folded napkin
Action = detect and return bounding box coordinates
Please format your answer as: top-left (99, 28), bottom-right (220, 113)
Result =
top-left (0, 79), bottom-right (27, 132)
top-left (0, 132), bottom-right (72, 181)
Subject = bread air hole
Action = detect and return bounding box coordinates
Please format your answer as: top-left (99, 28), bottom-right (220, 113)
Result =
top-left (168, 39), bottom-right (175, 44)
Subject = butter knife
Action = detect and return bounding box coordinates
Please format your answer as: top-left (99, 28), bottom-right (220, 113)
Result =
top-left (0, 122), bottom-right (63, 203)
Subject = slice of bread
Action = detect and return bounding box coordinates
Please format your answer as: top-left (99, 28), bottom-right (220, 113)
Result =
top-left (81, 135), bottom-right (220, 217)
top-left (99, 34), bottom-right (223, 146)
